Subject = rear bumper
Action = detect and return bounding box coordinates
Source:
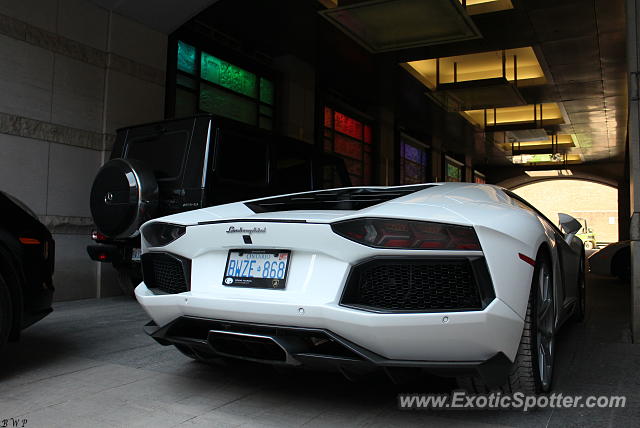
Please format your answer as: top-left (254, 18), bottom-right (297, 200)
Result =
top-left (87, 244), bottom-right (124, 263)
top-left (135, 282), bottom-right (524, 363)
top-left (144, 315), bottom-right (513, 387)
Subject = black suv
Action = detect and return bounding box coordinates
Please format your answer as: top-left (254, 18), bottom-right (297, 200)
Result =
top-left (88, 115), bottom-right (350, 294)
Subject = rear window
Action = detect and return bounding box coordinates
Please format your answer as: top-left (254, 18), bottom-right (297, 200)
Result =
top-left (215, 131), bottom-right (268, 185)
top-left (125, 130), bottom-right (190, 180)
top-left (245, 185), bottom-right (434, 213)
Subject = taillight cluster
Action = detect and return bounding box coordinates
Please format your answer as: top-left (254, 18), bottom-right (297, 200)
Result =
top-left (331, 218), bottom-right (481, 250)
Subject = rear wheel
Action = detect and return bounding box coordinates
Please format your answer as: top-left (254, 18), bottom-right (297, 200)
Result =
top-left (458, 251), bottom-right (555, 394)
top-left (0, 273), bottom-right (13, 353)
top-left (584, 241), bottom-right (594, 250)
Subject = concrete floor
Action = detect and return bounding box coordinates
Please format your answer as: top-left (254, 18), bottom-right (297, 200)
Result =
top-left (0, 274), bottom-right (638, 428)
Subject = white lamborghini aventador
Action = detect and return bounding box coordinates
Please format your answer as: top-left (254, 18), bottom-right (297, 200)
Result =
top-left (135, 183), bottom-right (586, 393)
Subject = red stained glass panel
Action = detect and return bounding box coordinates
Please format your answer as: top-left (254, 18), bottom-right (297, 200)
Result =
top-left (334, 134), bottom-right (363, 160)
top-left (364, 125), bottom-right (372, 144)
top-left (324, 107), bottom-right (333, 128)
top-left (334, 111), bottom-right (363, 140)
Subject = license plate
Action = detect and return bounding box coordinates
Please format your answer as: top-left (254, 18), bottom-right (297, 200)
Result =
top-left (223, 250), bottom-right (290, 289)
top-left (131, 248), bottom-right (142, 262)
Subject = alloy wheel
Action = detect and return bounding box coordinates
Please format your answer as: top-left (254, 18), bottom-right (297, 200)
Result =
top-left (536, 260), bottom-right (555, 391)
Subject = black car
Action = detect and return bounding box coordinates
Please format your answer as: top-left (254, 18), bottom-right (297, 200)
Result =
top-left (88, 115), bottom-right (351, 295)
top-left (0, 191), bottom-right (55, 352)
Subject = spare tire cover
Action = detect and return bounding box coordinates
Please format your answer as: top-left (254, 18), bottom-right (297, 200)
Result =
top-left (90, 158), bottom-right (158, 238)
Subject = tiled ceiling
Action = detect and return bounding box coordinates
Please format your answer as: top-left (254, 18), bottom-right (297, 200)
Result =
top-left (515, 0), bottom-right (627, 163)
top-left (394, 0), bottom-right (627, 166)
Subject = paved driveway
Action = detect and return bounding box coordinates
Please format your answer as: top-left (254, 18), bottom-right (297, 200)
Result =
top-left (0, 274), bottom-right (638, 428)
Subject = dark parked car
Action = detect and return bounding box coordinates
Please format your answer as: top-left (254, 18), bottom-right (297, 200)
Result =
top-left (88, 115), bottom-right (351, 294)
top-left (0, 191), bottom-right (55, 352)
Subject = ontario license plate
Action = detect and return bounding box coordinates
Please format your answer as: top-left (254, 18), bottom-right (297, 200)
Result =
top-left (223, 250), bottom-right (290, 289)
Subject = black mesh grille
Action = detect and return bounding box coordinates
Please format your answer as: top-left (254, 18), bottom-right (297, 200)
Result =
top-left (342, 259), bottom-right (484, 312)
top-left (141, 252), bottom-right (190, 294)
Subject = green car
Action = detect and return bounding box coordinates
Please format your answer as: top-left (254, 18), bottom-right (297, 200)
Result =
top-left (575, 217), bottom-right (597, 250)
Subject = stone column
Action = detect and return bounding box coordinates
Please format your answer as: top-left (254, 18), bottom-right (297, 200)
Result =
top-left (626, 0), bottom-right (640, 342)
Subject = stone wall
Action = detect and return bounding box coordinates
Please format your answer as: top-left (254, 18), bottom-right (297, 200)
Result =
top-left (0, 0), bottom-right (167, 300)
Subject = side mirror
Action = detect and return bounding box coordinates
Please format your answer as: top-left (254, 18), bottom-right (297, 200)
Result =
top-left (558, 213), bottom-right (582, 235)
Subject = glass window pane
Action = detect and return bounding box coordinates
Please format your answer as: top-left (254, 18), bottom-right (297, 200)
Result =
top-left (260, 77), bottom-right (274, 105)
top-left (446, 162), bottom-right (461, 182)
top-left (177, 41), bottom-right (196, 74)
top-left (324, 107), bottom-right (333, 128)
top-left (334, 111), bottom-right (363, 140)
top-left (126, 130), bottom-right (189, 180)
top-left (176, 74), bottom-right (197, 89)
top-left (335, 134), bottom-right (363, 160)
top-left (402, 143), bottom-right (421, 163)
top-left (199, 83), bottom-right (257, 125)
top-left (200, 52), bottom-right (257, 98)
top-left (175, 88), bottom-right (196, 118)
top-left (364, 125), bottom-right (372, 144)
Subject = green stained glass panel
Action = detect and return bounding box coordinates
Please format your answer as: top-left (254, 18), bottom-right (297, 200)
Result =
top-left (177, 41), bottom-right (196, 74)
top-left (260, 77), bottom-right (274, 105)
top-left (199, 83), bottom-right (257, 125)
top-left (200, 52), bottom-right (257, 98)
top-left (446, 163), bottom-right (461, 182)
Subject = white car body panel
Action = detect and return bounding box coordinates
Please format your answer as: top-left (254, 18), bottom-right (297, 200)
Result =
top-left (135, 182), bottom-right (581, 365)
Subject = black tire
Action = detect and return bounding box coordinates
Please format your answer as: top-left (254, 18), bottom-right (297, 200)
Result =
top-left (90, 158), bottom-right (158, 239)
top-left (572, 255), bottom-right (586, 322)
top-left (458, 250), bottom-right (555, 394)
top-left (0, 273), bottom-right (13, 353)
top-left (115, 265), bottom-right (142, 297)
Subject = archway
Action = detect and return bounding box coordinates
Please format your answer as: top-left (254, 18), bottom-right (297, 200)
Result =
top-left (512, 179), bottom-right (619, 245)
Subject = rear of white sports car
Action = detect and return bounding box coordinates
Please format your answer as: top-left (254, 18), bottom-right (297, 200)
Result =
top-left (135, 184), bottom-right (546, 388)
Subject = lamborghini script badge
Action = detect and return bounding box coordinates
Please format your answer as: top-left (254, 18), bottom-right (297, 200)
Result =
top-left (226, 226), bottom-right (266, 234)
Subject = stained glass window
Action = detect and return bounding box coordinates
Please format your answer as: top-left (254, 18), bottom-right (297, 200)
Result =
top-left (400, 137), bottom-right (428, 184)
top-left (445, 158), bottom-right (463, 182)
top-left (200, 53), bottom-right (257, 98)
top-left (173, 40), bottom-right (274, 130)
top-left (323, 106), bottom-right (373, 185)
top-left (199, 83), bottom-right (257, 125)
top-left (177, 41), bottom-right (196, 74)
top-left (474, 172), bottom-right (486, 184)
top-left (260, 78), bottom-right (274, 105)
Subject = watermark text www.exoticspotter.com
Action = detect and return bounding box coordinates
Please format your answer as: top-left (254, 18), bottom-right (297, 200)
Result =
top-left (398, 392), bottom-right (627, 412)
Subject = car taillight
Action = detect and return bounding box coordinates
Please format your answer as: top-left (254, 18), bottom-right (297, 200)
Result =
top-left (331, 218), bottom-right (481, 250)
top-left (141, 222), bottom-right (186, 247)
top-left (91, 230), bottom-right (108, 241)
